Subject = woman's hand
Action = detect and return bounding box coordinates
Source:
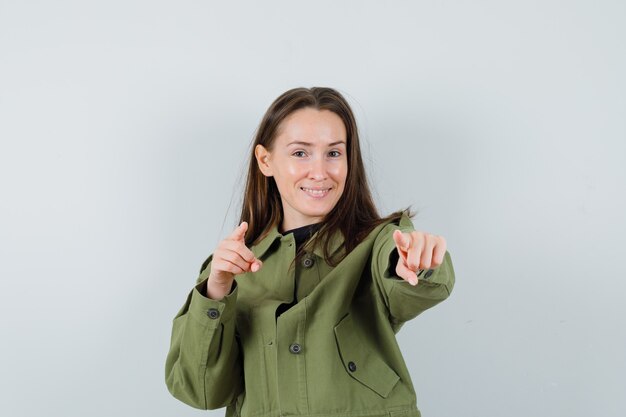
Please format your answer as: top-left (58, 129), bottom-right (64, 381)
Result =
top-left (207, 221), bottom-right (263, 299)
top-left (392, 229), bottom-right (446, 286)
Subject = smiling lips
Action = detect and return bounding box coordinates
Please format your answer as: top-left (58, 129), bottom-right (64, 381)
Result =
top-left (300, 187), bottom-right (332, 198)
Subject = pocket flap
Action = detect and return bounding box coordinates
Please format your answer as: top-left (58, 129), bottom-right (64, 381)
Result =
top-left (334, 314), bottom-right (400, 398)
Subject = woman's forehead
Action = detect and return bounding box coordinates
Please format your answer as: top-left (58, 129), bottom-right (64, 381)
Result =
top-left (276, 108), bottom-right (347, 146)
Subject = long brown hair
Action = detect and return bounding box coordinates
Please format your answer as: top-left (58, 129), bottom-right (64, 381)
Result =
top-left (239, 87), bottom-right (413, 268)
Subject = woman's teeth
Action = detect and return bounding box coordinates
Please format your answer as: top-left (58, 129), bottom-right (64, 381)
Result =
top-left (301, 187), bottom-right (330, 197)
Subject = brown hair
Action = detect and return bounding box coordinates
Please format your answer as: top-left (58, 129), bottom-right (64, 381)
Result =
top-left (239, 87), bottom-right (413, 268)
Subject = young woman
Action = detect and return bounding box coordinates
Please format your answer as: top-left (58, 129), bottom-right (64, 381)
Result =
top-left (165, 87), bottom-right (455, 417)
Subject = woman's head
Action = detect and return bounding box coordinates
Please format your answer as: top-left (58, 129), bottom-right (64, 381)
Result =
top-left (240, 87), bottom-right (408, 265)
top-left (255, 106), bottom-right (348, 232)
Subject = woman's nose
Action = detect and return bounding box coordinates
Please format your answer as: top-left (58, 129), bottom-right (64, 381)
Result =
top-left (308, 157), bottom-right (328, 180)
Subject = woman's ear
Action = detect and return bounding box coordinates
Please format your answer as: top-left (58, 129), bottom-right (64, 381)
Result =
top-left (255, 144), bottom-right (273, 177)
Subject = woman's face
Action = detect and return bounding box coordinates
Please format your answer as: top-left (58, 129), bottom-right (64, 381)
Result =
top-left (255, 107), bottom-right (348, 232)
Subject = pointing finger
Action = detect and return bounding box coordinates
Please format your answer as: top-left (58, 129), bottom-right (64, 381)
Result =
top-left (395, 256), bottom-right (418, 286)
top-left (406, 232), bottom-right (424, 271)
top-left (221, 234), bottom-right (263, 272)
top-left (228, 221), bottom-right (248, 242)
top-left (222, 239), bottom-right (256, 262)
top-left (392, 230), bottom-right (410, 266)
top-left (393, 230), bottom-right (410, 252)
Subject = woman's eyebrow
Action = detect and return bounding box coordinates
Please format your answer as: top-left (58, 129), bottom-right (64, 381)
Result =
top-left (287, 140), bottom-right (346, 147)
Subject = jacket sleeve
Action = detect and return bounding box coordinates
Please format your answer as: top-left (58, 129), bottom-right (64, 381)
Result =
top-left (165, 254), bottom-right (244, 409)
top-left (371, 214), bottom-right (456, 333)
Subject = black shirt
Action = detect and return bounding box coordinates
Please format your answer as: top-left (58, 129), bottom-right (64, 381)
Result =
top-left (283, 222), bottom-right (322, 251)
top-left (275, 222), bottom-right (322, 318)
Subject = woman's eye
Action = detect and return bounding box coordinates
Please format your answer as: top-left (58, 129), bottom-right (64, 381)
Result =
top-left (293, 151), bottom-right (306, 157)
top-left (329, 150), bottom-right (341, 157)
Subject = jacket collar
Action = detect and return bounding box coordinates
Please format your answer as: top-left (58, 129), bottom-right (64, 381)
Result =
top-left (251, 222), bottom-right (345, 260)
top-left (250, 225), bottom-right (282, 259)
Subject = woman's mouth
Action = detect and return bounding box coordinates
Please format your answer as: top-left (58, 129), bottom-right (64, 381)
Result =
top-left (300, 187), bottom-right (331, 198)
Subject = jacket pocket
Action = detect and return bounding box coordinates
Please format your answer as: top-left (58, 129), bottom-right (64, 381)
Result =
top-left (333, 313), bottom-right (400, 398)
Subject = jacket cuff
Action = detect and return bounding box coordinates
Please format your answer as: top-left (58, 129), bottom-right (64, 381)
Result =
top-left (377, 218), bottom-right (452, 291)
top-left (187, 277), bottom-right (238, 330)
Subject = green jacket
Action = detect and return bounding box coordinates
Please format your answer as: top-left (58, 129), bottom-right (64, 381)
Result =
top-left (165, 213), bottom-right (455, 417)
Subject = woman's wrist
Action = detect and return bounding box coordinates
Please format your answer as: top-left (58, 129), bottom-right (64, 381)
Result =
top-left (206, 275), bottom-right (233, 300)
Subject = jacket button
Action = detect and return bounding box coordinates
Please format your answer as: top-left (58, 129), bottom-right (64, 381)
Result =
top-left (206, 308), bottom-right (220, 319)
top-left (424, 269), bottom-right (434, 279)
top-left (289, 343), bottom-right (302, 354)
top-left (348, 361), bottom-right (357, 372)
top-left (302, 255), bottom-right (315, 268)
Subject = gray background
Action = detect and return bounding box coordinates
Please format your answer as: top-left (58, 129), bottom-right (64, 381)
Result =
top-left (1, 1), bottom-right (624, 416)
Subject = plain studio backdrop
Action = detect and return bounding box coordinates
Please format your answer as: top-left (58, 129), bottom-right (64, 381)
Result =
top-left (1, 1), bottom-right (624, 416)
